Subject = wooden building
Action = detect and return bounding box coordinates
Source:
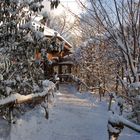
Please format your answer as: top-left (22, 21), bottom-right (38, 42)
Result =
top-left (42, 27), bottom-right (74, 80)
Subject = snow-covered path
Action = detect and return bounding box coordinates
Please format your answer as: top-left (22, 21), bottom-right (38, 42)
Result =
top-left (0, 84), bottom-right (140, 140)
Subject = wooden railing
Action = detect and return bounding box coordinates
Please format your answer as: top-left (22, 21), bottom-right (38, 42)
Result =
top-left (0, 80), bottom-right (55, 123)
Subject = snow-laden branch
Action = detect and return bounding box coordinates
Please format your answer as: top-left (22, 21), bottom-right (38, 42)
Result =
top-left (0, 80), bottom-right (55, 108)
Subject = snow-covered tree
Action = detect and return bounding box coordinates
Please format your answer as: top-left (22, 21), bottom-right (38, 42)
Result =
top-left (74, 0), bottom-right (140, 138)
top-left (0, 0), bottom-right (45, 96)
top-left (0, 0), bottom-right (60, 122)
top-left (76, 0), bottom-right (140, 87)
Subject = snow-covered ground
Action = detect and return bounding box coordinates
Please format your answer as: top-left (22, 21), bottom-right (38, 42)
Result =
top-left (0, 84), bottom-right (140, 140)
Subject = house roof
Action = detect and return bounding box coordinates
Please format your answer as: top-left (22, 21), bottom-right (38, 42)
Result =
top-left (43, 27), bottom-right (72, 50)
top-left (31, 20), bottom-right (72, 51)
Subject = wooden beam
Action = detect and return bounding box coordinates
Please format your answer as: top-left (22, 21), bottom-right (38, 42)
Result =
top-left (0, 87), bottom-right (54, 109)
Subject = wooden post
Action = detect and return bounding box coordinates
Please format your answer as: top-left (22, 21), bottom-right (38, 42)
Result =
top-left (8, 105), bottom-right (14, 123)
top-left (115, 74), bottom-right (119, 95)
top-left (68, 65), bottom-right (71, 73)
top-left (68, 65), bottom-right (72, 82)
top-left (109, 134), bottom-right (119, 140)
top-left (108, 93), bottom-right (114, 111)
top-left (108, 119), bottom-right (124, 140)
top-left (58, 65), bottom-right (62, 74)
top-left (58, 65), bottom-right (62, 82)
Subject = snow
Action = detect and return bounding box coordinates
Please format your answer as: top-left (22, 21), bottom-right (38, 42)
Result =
top-left (5, 87), bottom-right (12, 95)
top-left (43, 26), bottom-right (72, 48)
top-left (20, 22), bottom-right (33, 30)
top-left (42, 80), bottom-right (55, 89)
top-left (119, 128), bottom-right (140, 140)
top-left (119, 115), bottom-right (140, 132)
top-left (33, 84), bottom-right (40, 92)
top-left (0, 84), bottom-right (139, 140)
top-left (34, 31), bottom-right (44, 41)
top-left (128, 82), bottom-right (140, 101)
top-left (129, 82), bottom-right (140, 89)
top-left (31, 2), bottom-right (42, 8)
top-left (42, 11), bottom-right (48, 18)
top-left (0, 74), bottom-right (3, 81)
top-left (108, 111), bottom-right (121, 125)
top-left (110, 94), bottom-right (124, 115)
top-left (23, 33), bottom-right (34, 43)
top-left (108, 123), bottom-right (120, 133)
top-left (0, 94), bottom-right (17, 106)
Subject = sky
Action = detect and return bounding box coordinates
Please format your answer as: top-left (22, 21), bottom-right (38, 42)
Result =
top-left (43, 0), bottom-right (86, 16)
top-left (55, 0), bottom-right (85, 15)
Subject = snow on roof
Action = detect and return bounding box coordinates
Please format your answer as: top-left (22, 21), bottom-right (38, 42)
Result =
top-left (43, 27), bottom-right (59, 37)
top-left (31, 20), bottom-right (72, 49)
top-left (43, 27), bottom-right (72, 49)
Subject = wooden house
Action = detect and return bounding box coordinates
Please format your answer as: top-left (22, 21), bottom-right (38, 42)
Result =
top-left (42, 26), bottom-right (74, 80)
